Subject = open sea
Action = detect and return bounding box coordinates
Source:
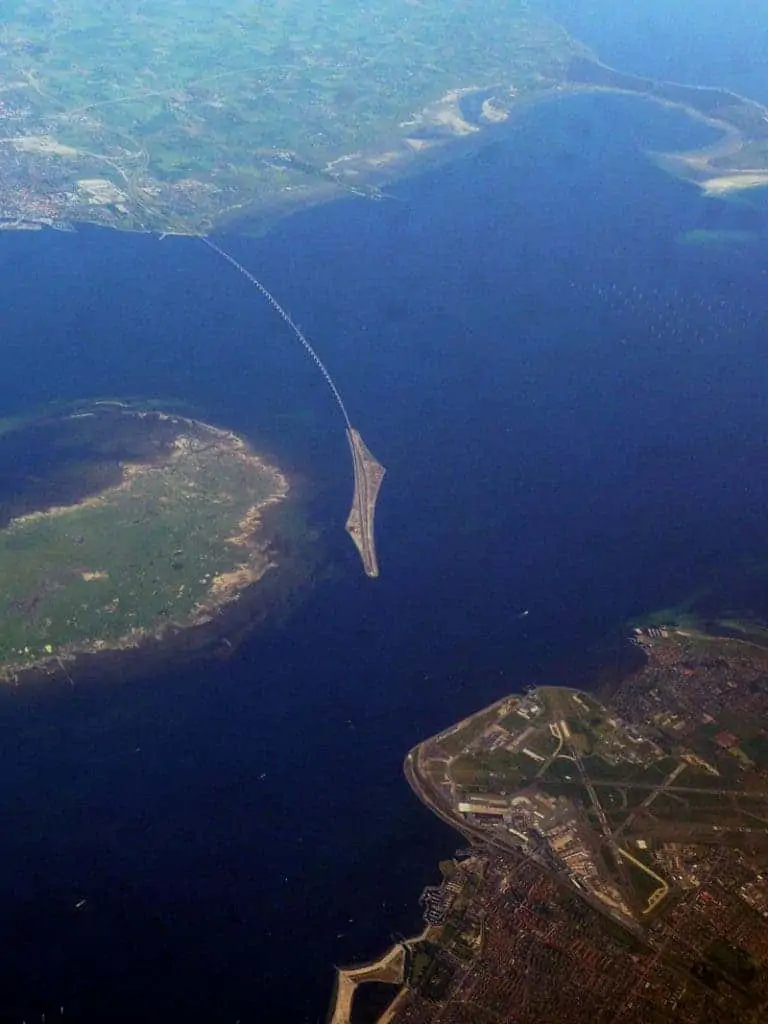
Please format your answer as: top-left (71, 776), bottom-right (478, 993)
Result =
top-left (1, 6), bottom-right (768, 1021)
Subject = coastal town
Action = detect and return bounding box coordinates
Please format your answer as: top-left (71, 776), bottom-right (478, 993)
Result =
top-left (4, 5), bottom-right (768, 237)
top-left (0, 2), bottom-right (583, 236)
top-left (331, 623), bottom-right (768, 1023)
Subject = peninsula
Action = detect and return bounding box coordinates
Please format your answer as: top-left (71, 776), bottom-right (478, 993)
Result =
top-left (563, 57), bottom-right (768, 197)
top-left (0, 402), bottom-right (308, 685)
top-left (332, 621), bottom-right (768, 1023)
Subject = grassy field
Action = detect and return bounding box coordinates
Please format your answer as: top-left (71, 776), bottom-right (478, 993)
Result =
top-left (437, 704), bottom-right (507, 757)
top-left (0, 409), bottom-right (290, 677)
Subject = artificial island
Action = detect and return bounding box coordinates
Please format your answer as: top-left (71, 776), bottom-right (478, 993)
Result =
top-left (345, 427), bottom-right (385, 579)
top-left (331, 618), bottom-right (768, 1024)
top-left (0, 401), bottom-right (312, 686)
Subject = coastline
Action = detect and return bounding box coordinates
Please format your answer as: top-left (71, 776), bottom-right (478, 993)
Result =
top-left (6, 43), bottom-right (768, 239)
top-left (0, 494), bottom-right (314, 691)
top-left (560, 56), bottom-right (768, 196)
top-left (0, 411), bottom-right (307, 688)
top-left (327, 921), bottom-right (441, 1024)
top-left (338, 618), bottom-right (768, 1022)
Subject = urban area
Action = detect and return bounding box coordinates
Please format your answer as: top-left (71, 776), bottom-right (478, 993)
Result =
top-left (330, 622), bottom-right (768, 1023)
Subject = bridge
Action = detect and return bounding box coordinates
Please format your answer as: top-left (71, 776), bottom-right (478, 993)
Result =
top-left (200, 239), bottom-right (388, 579)
top-left (345, 428), bottom-right (385, 577)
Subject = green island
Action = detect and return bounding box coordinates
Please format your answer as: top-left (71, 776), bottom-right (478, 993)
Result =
top-left (0, 401), bottom-right (309, 686)
top-left (331, 617), bottom-right (768, 1024)
top-left (3, 2), bottom-right (767, 236)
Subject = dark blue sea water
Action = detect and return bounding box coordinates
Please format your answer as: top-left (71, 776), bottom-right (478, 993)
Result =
top-left (547, 0), bottom-right (768, 100)
top-left (1, 54), bottom-right (768, 1024)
